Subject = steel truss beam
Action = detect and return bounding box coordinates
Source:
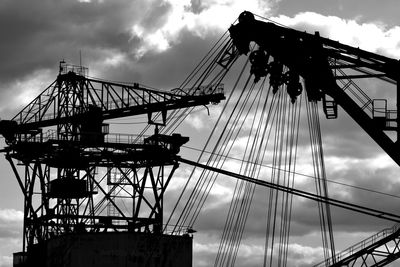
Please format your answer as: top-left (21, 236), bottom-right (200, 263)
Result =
top-left (6, 148), bottom-right (181, 251)
top-left (316, 225), bottom-right (400, 267)
top-left (7, 65), bottom-right (224, 134)
top-left (229, 11), bottom-right (400, 167)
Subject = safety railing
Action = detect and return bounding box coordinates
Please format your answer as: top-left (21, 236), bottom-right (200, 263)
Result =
top-left (313, 223), bottom-right (400, 267)
top-left (171, 83), bottom-right (224, 96)
top-left (59, 62), bottom-right (88, 77)
top-left (163, 224), bottom-right (194, 236)
top-left (16, 130), bottom-right (148, 145)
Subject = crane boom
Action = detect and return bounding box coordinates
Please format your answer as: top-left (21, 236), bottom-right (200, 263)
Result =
top-left (229, 11), bottom-right (400, 165)
top-left (226, 11), bottom-right (400, 267)
top-left (0, 62), bottom-right (224, 142)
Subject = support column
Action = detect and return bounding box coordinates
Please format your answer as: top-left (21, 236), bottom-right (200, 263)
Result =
top-left (397, 61), bottom-right (400, 143)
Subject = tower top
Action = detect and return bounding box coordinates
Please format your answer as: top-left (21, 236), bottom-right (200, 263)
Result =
top-left (59, 60), bottom-right (88, 77)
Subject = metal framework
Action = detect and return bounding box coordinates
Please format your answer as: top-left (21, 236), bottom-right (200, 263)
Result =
top-left (226, 11), bottom-right (400, 266)
top-left (7, 62), bottom-right (224, 133)
top-left (329, 232), bottom-right (400, 267)
top-left (0, 62), bottom-right (225, 254)
top-left (314, 224), bottom-right (400, 267)
top-left (229, 11), bottom-right (400, 165)
top-left (3, 11), bottom-right (400, 267)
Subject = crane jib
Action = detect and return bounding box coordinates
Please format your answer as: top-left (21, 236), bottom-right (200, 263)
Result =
top-left (177, 157), bottom-right (400, 224)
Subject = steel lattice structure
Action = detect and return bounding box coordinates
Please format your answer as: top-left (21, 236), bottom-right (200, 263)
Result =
top-left (224, 11), bottom-right (400, 266)
top-left (0, 62), bottom-right (225, 257)
top-left (229, 11), bottom-right (400, 165)
top-left (2, 10), bottom-right (400, 267)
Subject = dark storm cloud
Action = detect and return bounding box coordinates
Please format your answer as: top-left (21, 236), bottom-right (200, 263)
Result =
top-left (330, 166), bottom-right (400, 218)
top-left (139, 1), bottom-right (172, 32)
top-left (179, 179), bottom-right (322, 237)
top-left (0, 0), bottom-right (230, 95)
top-left (186, 0), bottom-right (206, 14)
top-left (98, 27), bottom-right (223, 88)
top-left (287, 163), bottom-right (400, 234)
top-left (0, 0), bottom-right (170, 86)
top-left (320, 113), bottom-right (383, 160)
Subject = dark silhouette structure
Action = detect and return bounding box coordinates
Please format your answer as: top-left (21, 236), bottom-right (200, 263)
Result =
top-left (226, 11), bottom-right (400, 266)
top-left (0, 61), bottom-right (224, 266)
top-left (2, 10), bottom-right (400, 267)
top-left (229, 11), bottom-right (400, 164)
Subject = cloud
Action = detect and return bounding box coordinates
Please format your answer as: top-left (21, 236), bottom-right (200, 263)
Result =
top-left (0, 209), bottom-right (23, 239)
top-left (274, 12), bottom-right (400, 59)
top-left (0, 0), bottom-right (142, 84)
top-left (0, 69), bottom-right (53, 114)
top-left (0, 0), bottom-right (272, 86)
top-left (193, 233), bottom-right (325, 267)
top-left (284, 243), bottom-right (324, 267)
top-left (193, 235), bottom-right (265, 267)
top-left (0, 0), bottom-right (145, 117)
top-left (0, 209), bottom-right (23, 267)
top-left (0, 0), bottom-right (274, 118)
top-left (131, 0), bottom-right (272, 56)
top-left (0, 209), bottom-right (23, 223)
top-left (0, 256), bottom-right (13, 267)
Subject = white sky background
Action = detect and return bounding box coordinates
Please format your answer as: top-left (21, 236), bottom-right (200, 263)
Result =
top-left (1, 0), bottom-right (400, 266)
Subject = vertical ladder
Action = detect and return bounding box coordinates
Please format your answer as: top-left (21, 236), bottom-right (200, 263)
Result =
top-left (107, 168), bottom-right (120, 218)
top-left (372, 99), bottom-right (397, 131)
top-left (323, 94), bottom-right (338, 119)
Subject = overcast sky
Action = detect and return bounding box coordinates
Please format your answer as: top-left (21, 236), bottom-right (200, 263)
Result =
top-left (1, 0), bottom-right (400, 266)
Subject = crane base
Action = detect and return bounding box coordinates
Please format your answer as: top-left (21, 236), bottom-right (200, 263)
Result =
top-left (14, 232), bottom-right (192, 267)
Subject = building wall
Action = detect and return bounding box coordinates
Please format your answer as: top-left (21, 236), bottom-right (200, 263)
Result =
top-left (27, 232), bottom-right (192, 267)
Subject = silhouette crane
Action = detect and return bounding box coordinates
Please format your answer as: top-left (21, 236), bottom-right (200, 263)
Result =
top-left (2, 10), bottom-right (400, 267)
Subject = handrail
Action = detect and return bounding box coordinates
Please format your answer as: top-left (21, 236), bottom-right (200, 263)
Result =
top-left (313, 223), bottom-right (400, 267)
top-left (16, 130), bottom-right (149, 145)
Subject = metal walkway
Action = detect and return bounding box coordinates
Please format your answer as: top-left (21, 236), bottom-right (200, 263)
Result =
top-left (314, 224), bottom-right (400, 267)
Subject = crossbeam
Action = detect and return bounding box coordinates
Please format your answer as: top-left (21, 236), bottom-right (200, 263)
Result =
top-left (7, 67), bottom-right (225, 133)
top-left (177, 157), bottom-right (400, 223)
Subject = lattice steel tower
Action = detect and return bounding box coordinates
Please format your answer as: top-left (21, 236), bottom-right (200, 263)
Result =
top-left (0, 61), bottom-right (225, 266)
